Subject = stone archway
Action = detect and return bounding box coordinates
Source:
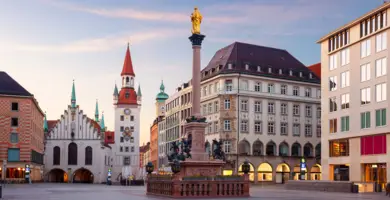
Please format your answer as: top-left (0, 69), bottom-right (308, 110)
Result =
top-left (310, 164), bottom-right (322, 180)
top-left (73, 168), bottom-right (94, 183)
top-left (48, 168), bottom-right (68, 183)
top-left (276, 163), bottom-right (291, 184)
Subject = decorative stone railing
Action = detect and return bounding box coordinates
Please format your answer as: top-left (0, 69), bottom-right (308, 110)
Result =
top-left (146, 175), bottom-right (250, 198)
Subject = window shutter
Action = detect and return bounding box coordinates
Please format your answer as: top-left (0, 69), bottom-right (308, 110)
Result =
top-left (382, 109), bottom-right (387, 126)
top-left (341, 117), bottom-right (345, 131)
top-left (346, 117), bottom-right (349, 131)
top-left (376, 110), bottom-right (381, 127)
top-left (367, 112), bottom-right (371, 128)
top-left (361, 113), bottom-right (365, 129)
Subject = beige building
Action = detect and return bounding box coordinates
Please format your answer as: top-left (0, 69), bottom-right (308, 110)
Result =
top-left (200, 42), bottom-right (321, 183)
top-left (158, 82), bottom-right (193, 169)
top-left (318, 2), bottom-right (390, 189)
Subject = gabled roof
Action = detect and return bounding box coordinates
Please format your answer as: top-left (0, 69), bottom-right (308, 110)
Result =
top-left (201, 42), bottom-right (320, 84)
top-left (0, 71), bottom-right (32, 96)
top-left (121, 44), bottom-right (135, 76)
top-left (307, 63), bottom-right (321, 79)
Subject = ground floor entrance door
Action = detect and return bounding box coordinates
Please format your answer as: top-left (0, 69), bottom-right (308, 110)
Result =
top-left (363, 163), bottom-right (387, 190)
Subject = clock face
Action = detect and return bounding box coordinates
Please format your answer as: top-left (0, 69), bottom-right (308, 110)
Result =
top-left (124, 109), bottom-right (131, 115)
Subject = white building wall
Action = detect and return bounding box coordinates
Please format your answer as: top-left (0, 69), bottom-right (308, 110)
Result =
top-left (44, 106), bottom-right (111, 184)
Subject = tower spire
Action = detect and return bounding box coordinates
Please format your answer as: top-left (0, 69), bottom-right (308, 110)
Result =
top-left (95, 99), bottom-right (99, 122)
top-left (43, 112), bottom-right (48, 133)
top-left (160, 80), bottom-right (165, 92)
top-left (71, 80), bottom-right (76, 108)
top-left (113, 83), bottom-right (119, 96)
top-left (137, 84), bottom-right (142, 97)
top-left (121, 44), bottom-right (135, 76)
top-left (100, 111), bottom-right (105, 132)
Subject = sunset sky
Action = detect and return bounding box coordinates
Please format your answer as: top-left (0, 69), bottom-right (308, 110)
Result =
top-left (0, 0), bottom-right (381, 144)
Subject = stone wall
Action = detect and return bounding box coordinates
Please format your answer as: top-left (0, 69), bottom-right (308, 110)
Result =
top-left (285, 180), bottom-right (353, 193)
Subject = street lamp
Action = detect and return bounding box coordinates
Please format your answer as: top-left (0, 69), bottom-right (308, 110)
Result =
top-left (241, 160), bottom-right (250, 174)
top-left (171, 160), bottom-right (181, 174)
top-left (145, 162), bottom-right (154, 174)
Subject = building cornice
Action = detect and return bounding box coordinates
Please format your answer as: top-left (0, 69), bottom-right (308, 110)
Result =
top-left (317, 2), bottom-right (390, 43)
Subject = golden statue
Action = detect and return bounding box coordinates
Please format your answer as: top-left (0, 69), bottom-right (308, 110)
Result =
top-left (191, 7), bottom-right (202, 34)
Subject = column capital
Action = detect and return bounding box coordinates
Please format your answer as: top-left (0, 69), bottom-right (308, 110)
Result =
top-left (189, 34), bottom-right (206, 46)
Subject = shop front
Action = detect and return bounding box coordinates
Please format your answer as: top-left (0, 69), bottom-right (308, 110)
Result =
top-left (363, 163), bottom-right (387, 190)
top-left (332, 164), bottom-right (349, 181)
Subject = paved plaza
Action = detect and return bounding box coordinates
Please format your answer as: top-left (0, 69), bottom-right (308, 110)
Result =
top-left (0, 183), bottom-right (388, 200)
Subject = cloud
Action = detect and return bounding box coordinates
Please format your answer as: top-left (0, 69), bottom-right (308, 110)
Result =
top-left (12, 29), bottom-right (185, 53)
top-left (40, 0), bottom-right (241, 24)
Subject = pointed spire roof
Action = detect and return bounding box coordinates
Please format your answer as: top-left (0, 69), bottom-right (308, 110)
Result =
top-left (137, 84), bottom-right (142, 97)
top-left (43, 112), bottom-right (48, 133)
top-left (156, 80), bottom-right (169, 102)
top-left (113, 83), bottom-right (119, 96)
top-left (95, 99), bottom-right (99, 122)
top-left (71, 80), bottom-right (76, 108)
top-left (100, 112), bottom-right (105, 132)
top-left (160, 80), bottom-right (165, 92)
top-left (121, 43), bottom-right (135, 76)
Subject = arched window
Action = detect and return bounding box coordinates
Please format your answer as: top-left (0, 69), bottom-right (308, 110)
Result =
top-left (68, 142), bottom-right (78, 165)
top-left (126, 77), bottom-right (129, 83)
top-left (238, 140), bottom-right (250, 155)
top-left (266, 141), bottom-right (276, 156)
top-left (205, 142), bottom-right (211, 155)
top-left (291, 142), bottom-right (301, 156)
top-left (304, 143), bottom-right (314, 157)
top-left (53, 146), bottom-right (60, 165)
top-left (252, 140), bottom-right (263, 156)
top-left (279, 142), bottom-right (289, 156)
top-left (85, 146), bottom-right (92, 165)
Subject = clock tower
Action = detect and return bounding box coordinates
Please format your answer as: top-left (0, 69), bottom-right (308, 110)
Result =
top-left (112, 44), bottom-right (142, 181)
top-left (155, 80), bottom-right (169, 116)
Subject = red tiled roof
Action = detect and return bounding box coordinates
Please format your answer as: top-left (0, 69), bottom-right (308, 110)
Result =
top-left (121, 45), bottom-right (135, 76)
top-left (117, 88), bottom-right (138, 105)
top-left (307, 63), bottom-right (321, 79)
top-left (47, 120), bottom-right (58, 132)
top-left (105, 131), bottom-right (115, 144)
top-left (89, 118), bottom-right (101, 132)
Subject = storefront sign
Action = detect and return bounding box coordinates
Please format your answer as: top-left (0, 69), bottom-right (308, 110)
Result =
top-left (300, 158), bottom-right (306, 171)
top-left (25, 164), bottom-right (30, 173)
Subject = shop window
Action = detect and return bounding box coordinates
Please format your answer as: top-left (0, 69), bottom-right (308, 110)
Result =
top-left (330, 139), bottom-right (349, 157)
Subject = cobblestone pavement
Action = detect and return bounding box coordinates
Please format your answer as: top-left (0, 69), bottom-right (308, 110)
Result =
top-left (0, 183), bottom-right (388, 200)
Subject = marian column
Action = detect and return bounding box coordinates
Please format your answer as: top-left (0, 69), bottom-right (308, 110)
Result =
top-left (189, 7), bottom-right (205, 117)
top-left (185, 7), bottom-right (208, 161)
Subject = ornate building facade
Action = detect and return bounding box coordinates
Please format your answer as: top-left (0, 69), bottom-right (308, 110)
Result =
top-left (44, 82), bottom-right (112, 183)
top-left (111, 44), bottom-right (142, 181)
top-left (158, 42), bottom-right (322, 183)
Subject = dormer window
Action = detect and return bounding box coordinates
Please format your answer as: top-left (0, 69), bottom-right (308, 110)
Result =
top-left (245, 64), bottom-right (249, 70)
top-left (279, 69), bottom-right (282, 75)
top-left (268, 68), bottom-right (272, 73)
top-left (299, 72), bottom-right (303, 77)
top-left (289, 70), bottom-right (293, 76)
top-left (257, 66), bottom-right (261, 72)
top-left (228, 63), bottom-right (232, 69)
top-left (309, 73), bottom-right (313, 79)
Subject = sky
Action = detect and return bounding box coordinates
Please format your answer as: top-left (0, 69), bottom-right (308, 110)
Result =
top-left (0, 0), bottom-right (383, 144)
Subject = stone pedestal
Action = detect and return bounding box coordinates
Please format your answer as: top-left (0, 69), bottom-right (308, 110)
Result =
top-left (176, 160), bottom-right (225, 177)
top-left (184, 122), bottom-right (208, 161)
